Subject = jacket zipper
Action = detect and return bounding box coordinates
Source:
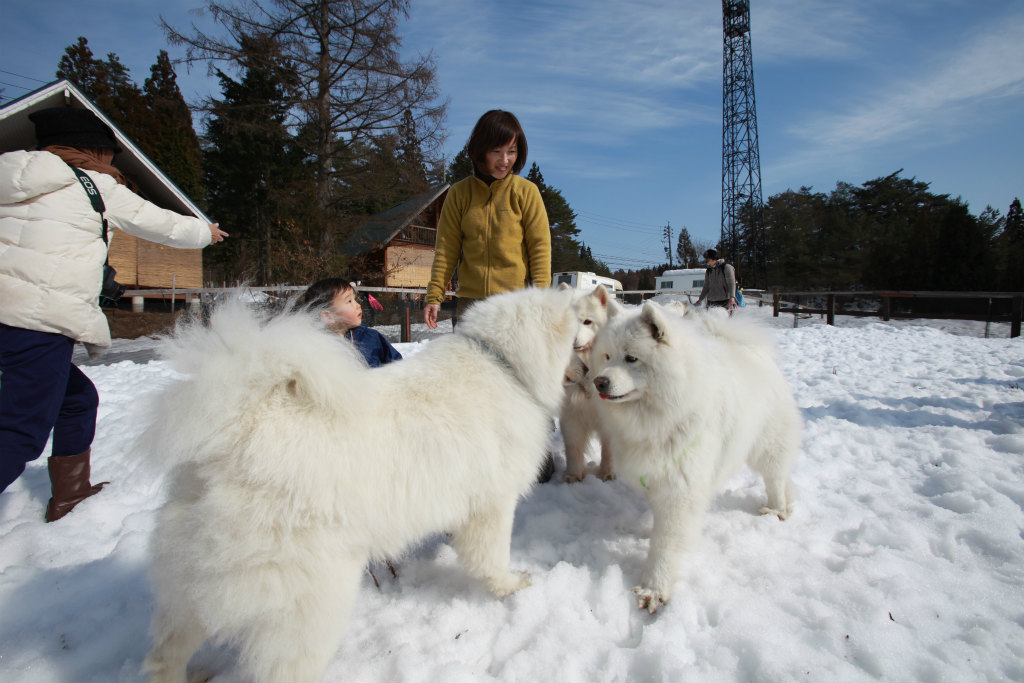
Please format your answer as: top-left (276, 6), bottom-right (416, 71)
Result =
top-left (484, 181), bottom-right (495, 296)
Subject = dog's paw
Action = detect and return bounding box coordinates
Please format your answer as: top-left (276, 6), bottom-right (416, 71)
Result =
top-left (632, 585), bottom-right (668, 614)
top-left (759, 505), bottom-right (791, 521)
top-left (598, 471), bottom-right (617, 482)
top-left (489, 570), bottom-right (531, 598)
top-left (563, 471), bottom-right (585, 484)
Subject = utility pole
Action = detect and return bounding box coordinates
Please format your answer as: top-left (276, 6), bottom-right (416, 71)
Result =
top-left (663, 222), bottom-right (674, 267)
top-left (722, 0), bottom-right (767, 287)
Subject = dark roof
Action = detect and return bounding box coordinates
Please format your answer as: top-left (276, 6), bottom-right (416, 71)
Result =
top-left (340, 184), bottom-right (449, 256)
top-left (0, 80), bottom-right (209, 222)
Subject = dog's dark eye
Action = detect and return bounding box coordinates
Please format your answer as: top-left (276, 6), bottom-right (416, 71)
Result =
top-left (604, 353), bottom-right (610, 361)
top-left (583, 319), bottom-right (593, 326)
top-left (625, 355), bottom-right (638, 363)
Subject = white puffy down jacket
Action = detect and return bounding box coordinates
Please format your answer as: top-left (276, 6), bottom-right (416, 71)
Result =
top-left (0, 150), bottom-right (212, 355)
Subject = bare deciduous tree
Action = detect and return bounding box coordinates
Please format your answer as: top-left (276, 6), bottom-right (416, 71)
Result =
top-left (162, 0), bottom-right (447, 255)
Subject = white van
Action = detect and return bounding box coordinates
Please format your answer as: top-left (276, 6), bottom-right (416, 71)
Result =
top-left (552, 271), bottom-right (623, 292)
top-left (653, 268), bottom-right (705, 294)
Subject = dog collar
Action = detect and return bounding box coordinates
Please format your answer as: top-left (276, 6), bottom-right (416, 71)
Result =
top-left (465, 336), bottom-right (516, 376)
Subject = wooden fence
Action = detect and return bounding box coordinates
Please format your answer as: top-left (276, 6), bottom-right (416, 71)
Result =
top-left (120, 286), bottom-right (1024, 340)
top-left (767, 291), bottom-right (1023, 338)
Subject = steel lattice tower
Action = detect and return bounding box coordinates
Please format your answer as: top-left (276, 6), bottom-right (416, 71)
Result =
top-left (721, 0), bottom-right (766, 286)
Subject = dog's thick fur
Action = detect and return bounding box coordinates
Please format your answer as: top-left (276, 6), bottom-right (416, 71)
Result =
top-left (560, 286), bottom-right (620, 482)
top-left (590, 302), bottom-right (801, 613)
top-left (140, 287), bottom-right (577, 682)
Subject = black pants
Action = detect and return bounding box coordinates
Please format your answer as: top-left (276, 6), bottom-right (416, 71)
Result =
top-left (0, 324), bottom-right (98, 492)
top-left (452, 297), bottom-right (479, 329)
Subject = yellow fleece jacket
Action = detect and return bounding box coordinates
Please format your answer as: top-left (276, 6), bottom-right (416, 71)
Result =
top-left (426, 173), bottom-right (551, 305)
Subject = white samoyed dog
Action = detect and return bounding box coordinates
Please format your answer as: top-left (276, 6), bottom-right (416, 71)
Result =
top-left (559, 285), bottom-right (621, 482)
top-left (140, 286), bottom-right (577, 682)
top-left (589, 302), bottom-right (801, 614)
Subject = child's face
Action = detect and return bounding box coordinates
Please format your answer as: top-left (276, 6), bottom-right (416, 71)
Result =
top-left (481, 138), bottom-right (518, 179)
top-left (322, 288), bottom-right (362, 332)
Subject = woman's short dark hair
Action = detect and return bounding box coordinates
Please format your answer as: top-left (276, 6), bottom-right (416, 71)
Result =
top-left (466, 110), bottom-right (527, 175)
top-left (298, 278), bottom-right (352, 311)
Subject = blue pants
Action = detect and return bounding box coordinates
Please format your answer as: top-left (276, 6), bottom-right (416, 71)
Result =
top-left (0, 323), bottom-right (98, 492)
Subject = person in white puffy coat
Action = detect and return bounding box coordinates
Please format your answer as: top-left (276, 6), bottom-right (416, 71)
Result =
top-left (0, 107), bottom-right (227, 521)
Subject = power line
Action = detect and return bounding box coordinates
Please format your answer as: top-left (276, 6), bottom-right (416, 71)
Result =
top-left (0, 68), bottom-right (49, 83)
top-left (575, 209), bottom-right (664, 233)
top-left (592, 253), bottom-right (666, 268)
top-left (0, 79), bottom-right (35, 92)
top-left (576, 209), bottom-right (662, 229)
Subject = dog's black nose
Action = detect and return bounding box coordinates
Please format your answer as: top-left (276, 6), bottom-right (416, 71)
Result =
top-left (594, 376), bottom-right (609, 394)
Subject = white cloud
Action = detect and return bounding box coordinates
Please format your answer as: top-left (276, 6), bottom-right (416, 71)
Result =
top-left (774, 9), bottom-right (1024, 174)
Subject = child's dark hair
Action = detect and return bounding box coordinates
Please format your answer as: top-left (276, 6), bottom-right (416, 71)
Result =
top-left (298, 278), bottom-right (353, 311)
top-left (466, 110), bottom-right (527, 175)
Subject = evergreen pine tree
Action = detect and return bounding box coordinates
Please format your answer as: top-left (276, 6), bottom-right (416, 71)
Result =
top-left (446, 146), bottom-right (474, 183)
top-left (999, 198), bottom-right (1024, 290)
top-left (526, 163), bottom-right (585, 273)
top-left (143, 51), bottom-right (204, 202)
top-left (203, 34), bottom-right (312, 283)
top-left (397, 109), bottom-right (428, 187)
top-left (56, 37), bottom-right (148, 144)
top-left (675, 226), bottom-right (698, 268)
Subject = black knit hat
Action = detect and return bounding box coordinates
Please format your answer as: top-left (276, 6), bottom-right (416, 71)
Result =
top-left (29, 107), bottom-right (122, 153)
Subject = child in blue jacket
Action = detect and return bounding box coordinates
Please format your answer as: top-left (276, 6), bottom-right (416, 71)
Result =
top-left (299, 278), bottom-right (402, 367)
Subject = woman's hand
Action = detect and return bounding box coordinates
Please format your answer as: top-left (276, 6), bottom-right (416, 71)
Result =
top-left (209, 223), bottom-right (228, 243)
top-left (424, 303), bottom-right (440, 329)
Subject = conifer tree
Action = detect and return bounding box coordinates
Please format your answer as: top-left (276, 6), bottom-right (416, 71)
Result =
top-left (999, 198), bottom-right (1024, 290)
top-left (56, 37), bottom-right (148, 144)
top-left (203, 33), bottom-right (312, 283)
top-left (445, 146), bottom-right (474, 183)
top-left (675, 226), bottom-right (698, 268)
top-left (143, 51), bottom-right (204, 202)
top-left (397, 109), bottom-right (428, 187)
top-left (56, 39), bottom-right (203, 204)
top-left (526, 163), bottom-right (583, 273)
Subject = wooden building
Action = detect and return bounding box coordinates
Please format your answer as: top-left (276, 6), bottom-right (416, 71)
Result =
top-left (341, 184), bottom-right (449, 287)
top-left (0, 80), bottom-right (210, 290)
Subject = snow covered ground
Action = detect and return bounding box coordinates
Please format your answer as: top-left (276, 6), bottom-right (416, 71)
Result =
top-left (1, 303), bottom-right (1022, 682)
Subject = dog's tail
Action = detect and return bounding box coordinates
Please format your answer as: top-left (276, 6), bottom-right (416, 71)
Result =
top-left (698, 306), bottom-right (779, 356)
top-left (138, 297), bottom-right (366, 469)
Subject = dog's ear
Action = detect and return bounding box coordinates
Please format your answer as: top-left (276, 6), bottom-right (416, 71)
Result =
top-left (641, 301), bottom-right (670, 344)
top-left (555, 284), bottom-right (576, 307)
top-left (554, 285), bottom-right (577, 328)
top-left (606, 296), bottom-right (624, 319)
top-left (591, 285), bottom-right (609, 308)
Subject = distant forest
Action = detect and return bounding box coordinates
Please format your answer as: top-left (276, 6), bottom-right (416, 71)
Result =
top-left (24, 0), bottom-right (1022, 292)
top-left (619, 176), bottom-right (1023, 293)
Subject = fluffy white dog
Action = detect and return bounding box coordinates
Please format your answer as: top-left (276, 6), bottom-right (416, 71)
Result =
top-left (140, 287), bottom-right (577, 682)
top-left (589, 302), bottom-right (801, 614)
top-left (560, 286), bottom-right (620, 482)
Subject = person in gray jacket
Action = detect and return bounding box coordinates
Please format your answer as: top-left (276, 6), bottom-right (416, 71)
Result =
top-left (0, 107), bottom-right (227, 521)
top-left (694, 249), bottom-right (737, 311)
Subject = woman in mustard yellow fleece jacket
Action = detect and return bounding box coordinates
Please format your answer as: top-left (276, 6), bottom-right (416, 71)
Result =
top-left (424, 110), bottom-right (551, 328)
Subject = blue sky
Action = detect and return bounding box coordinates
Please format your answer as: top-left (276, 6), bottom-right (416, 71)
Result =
top-left (2, 0), bottom-right (1022, 271)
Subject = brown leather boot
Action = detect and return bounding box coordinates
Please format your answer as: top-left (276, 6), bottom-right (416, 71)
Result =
top-left (44, 449), bottom-right (108, 522)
